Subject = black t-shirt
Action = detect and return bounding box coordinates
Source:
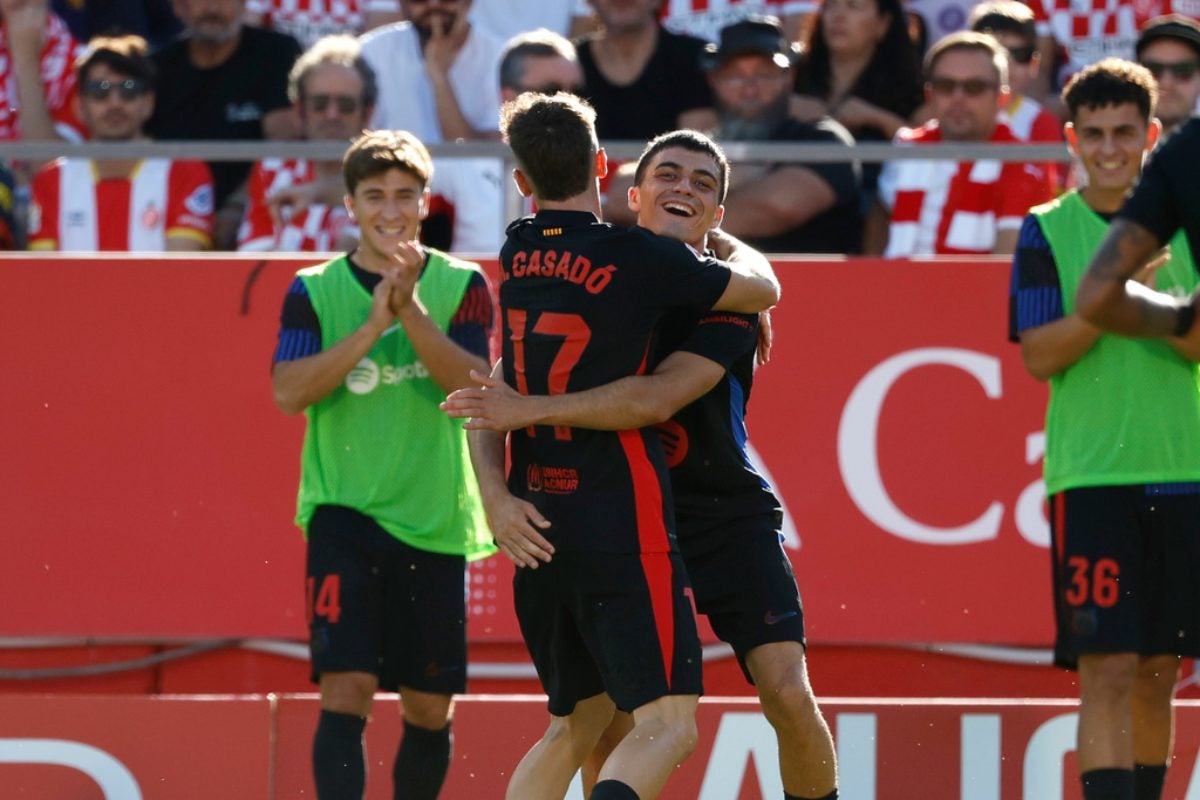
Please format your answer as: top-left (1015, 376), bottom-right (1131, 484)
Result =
top-left (1119, 117), bottom-right (1200, 265)
top-left (652, 307), bottom-right (781, 543)
top-left (499, 210), bottom-right (732, 554)
top-left (148, 26), bottom-right (302, 208)
top-left (575, 29), bottom-right (713, 141)
top-left (740, 117), bottom-right (862, 254)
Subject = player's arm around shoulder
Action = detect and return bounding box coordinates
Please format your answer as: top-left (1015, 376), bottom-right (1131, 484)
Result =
top-left (271, 271), bottom-right (402, 415)
top-left (707, 228), bottom-right (780, 313)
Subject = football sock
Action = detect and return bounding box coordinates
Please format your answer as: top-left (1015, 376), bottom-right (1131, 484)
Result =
top-left (1134, 763), bottom-right (1167, 800)
top-left (1082, 768), bottom-right (1135, 800)
top-left (589, 779), bottom-right (641, 799)
top-left (393, 719), bottom-right (451, 800)
top-left (313, 709), bottom-right (367, 800)
top-left (786, 791), bottom-right (838, 799)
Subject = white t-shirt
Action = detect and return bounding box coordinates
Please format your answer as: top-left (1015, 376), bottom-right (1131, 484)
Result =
top-left (469, 0), bottom-right (590, 41)
top-left (360, 21), bottom-right (504, 143)
top-left (430, 156), bottom-right (505, 255)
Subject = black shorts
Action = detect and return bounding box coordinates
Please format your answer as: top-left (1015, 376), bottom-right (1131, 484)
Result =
top-left (514, 551), bottom-right (703, 717)
top-left (1049, 485), bottom-right (1200, 670)
top-left (306, 504), bottom-right (468, 693)
top-left (679, 514), bottom-right (805, 684)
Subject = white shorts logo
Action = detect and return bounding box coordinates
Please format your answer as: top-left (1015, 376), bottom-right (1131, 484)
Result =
top-left (345, 358), bottom-right (380, 394)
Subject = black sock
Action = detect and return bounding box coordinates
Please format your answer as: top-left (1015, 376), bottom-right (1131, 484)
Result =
top-left (313, 710), bottom-right (366, 800)
top-left (786, 791), bottom-right (838, 800)
top-left (1134, 763), bottom-right (1167, 800)
top-left (590, 779), bottom-right (640, 799)
top-left (1082, 768), bottom-right (1135, 800)
top-left (393, 719), bottom-right (452, 800)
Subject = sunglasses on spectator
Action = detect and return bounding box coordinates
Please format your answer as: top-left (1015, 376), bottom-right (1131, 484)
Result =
top-left (1142, 60), bottom-right (1200, 80)
top-left (307, 94), bottom-right (361, 114)
top-left (927, 77), bottom-right (999, 96)
top-left (1006, 45), bottom-right (1036, 64)
top-left (81, 79), bottom-right (150, 101)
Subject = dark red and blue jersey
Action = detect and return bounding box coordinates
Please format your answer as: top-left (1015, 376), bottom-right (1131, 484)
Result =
top-left (653, 308), bottom-right (781, 542)
top-left (500, 209), bottom-right (731, 554)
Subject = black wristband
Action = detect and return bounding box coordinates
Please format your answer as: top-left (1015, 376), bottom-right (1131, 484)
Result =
top-left (1173, 304), bottom-right (1197, 337)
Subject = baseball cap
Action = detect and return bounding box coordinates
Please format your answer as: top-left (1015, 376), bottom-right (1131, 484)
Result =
top-left (1136, 14), bottom-right (1200, 59)
top-left (700, 15), bottom-right (802, 71)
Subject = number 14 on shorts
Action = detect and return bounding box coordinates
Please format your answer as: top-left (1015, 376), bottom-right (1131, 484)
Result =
top-left (306, 574), bottom-right (342, 625)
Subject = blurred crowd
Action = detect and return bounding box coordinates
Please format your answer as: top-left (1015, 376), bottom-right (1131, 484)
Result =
top-left (1, 0), bottom-right (1198, 255)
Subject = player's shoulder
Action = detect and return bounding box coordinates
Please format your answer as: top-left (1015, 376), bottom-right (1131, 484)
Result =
top-left (297, 255), bottom-right (347, 279)
top-left (428, 247), bottom-right (484, 275)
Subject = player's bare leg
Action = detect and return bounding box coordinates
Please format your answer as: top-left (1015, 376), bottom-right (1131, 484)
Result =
top-left (746, 642), bottom-right (838, 798)
top-left (594, 693), bottom-right (700, 798)
top-left (1131, 655), bottom-right (1180, 767)
top-left (581, 710), bottom-right (635, 794)
top-left (1078, 653), bottom-right (1138, 770)
top-left (506, 692), bottom-right (615, 800)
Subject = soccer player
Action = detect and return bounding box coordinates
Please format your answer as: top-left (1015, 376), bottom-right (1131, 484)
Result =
top-left (443, 128), bottom-right (838, 800)
top-left (27, 33), bottom-right (214, 251)
top-left (475, 93), bottom-right (779, 800)
top-left (1010, 58), bottom-right (1200, 800)
top-left (270, 130), bottom-right (495, 800)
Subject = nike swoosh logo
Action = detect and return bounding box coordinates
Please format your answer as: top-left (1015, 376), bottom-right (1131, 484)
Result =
top-left (763, 610), bottom-right (798, 625)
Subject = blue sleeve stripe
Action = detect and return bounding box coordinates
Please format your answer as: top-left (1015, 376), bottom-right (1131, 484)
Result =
top-left (1017, 215), bottom-right (1049, 249)
top-left (287, 277), bottom-right (310, 296)
top-left (1015, 286), bottom-right (1063, 332)
top-left (273, 329), bottom-right (321, 364)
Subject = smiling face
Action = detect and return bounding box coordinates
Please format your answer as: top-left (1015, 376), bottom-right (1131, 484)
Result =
top-left (345, 167), bottom-right (428, 272)
top-left (1066, 101), bottom-right (1158, 206)
top-left (628, 145), bottom-right (725, 250)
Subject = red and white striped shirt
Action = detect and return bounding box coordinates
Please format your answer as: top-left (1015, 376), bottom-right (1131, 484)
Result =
top-left (28, 158), bottom-right (214, 251)
top-left (878, 121), bottom-right (1055, 257)
top-left (659, 0), bottom-right (815, 41)
top-left (1026, 0), bottom-right (1198, 78)
top-left (238, 158), bottom-right (356, 253)
top-left (0, 13), bottom-right (84, 141)
top-left (246, 0), bottom-right (400, 48)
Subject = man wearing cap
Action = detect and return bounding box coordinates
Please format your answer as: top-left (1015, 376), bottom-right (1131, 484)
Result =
top-left (702, 15), bottom-right (862, 254)
top-left (1138, 15), bottom-right (1200, 137)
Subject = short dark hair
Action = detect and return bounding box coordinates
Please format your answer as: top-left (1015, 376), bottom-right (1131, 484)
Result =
top-left (499, 91), bottom-right (597, 202)
top-left (633, 129), bottom-right (730, 203)
top-left (924, 30), bottom-right (1009, 86)
top-left (969, 0), bottom-right (1036, 44)
top-left (75, 33), bottom-right (156, 86)
top-left (499, 28), bottom-right (576, 91)
top-left (1062, 57), bottom-right (1158, 122)
top-left (288, 34), bottom-right (378, 110)
top-left (342, 129), bottom-right (433, 196)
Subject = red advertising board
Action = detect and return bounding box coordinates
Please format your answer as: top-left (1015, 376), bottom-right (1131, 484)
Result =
top-left (3, 694), bottom-right (1200, 799)
top-left (2, 254), bottom-right (1052, 645)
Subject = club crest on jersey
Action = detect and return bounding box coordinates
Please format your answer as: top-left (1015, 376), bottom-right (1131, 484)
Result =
top-left (141, 203), bottom-right (161, 230)
top-left (185, 184), bottom-right (215, 217)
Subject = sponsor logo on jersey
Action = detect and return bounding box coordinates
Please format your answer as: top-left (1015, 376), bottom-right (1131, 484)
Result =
top-left (654, 419), bottom-right (689, 469)
top-left (525, 463), bottom-right (580, 494)
top-left (185, 184), bottom-right (215, 217)
top-left (344, 357), bottom-right (431, 395)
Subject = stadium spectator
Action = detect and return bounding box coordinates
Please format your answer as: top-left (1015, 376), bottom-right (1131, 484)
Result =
top-left (0, 161), bottom-right (17, 248)
top-left (244, 0), bottom-right (404, 49)
top-left (970, 0), bottom-right (1064, 185)
top-left (470, 0), bottom-right (594, 42)
top-left (443, 128), bottom-right (840, 800)
top-left (50, 0), bottom-right (182, 50)
top-left (271, 129), bottom-right (495, 800)
top-left (793, 0), bottom-right (923, 200)
top-left (1137, 15), bottom-right (1200, 137)
top-left (28, 34), bottom-right (214, 251)
top-left (658, 0), bottom-right (810, 43)
top-left (704, 15), bottom-right (862, 253)
top-left (0, 0), bottom-right (84, 142)
top-left (500, 27), bottom-right (585, 100)
top-left (1010, 58), bottom-right (1200, 800)
top-left (360, 0), bottom-right (503, 143)
top-left (238, 34), bottom-right (374, 253)
top-left (865, 31), bottom-right (1054, 257)
top-left (575, 0), bottom-right (717, 140)
top-left (148, 0), bottom-right (302, 249)
top-left (474, 90), bottom-right (778, 800)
